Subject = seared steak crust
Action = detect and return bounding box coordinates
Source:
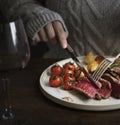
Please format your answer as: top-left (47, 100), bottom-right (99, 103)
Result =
top-left (98, 78), bottom-right (112, 99)
top-left (102, 57), bottom-right (120, 98)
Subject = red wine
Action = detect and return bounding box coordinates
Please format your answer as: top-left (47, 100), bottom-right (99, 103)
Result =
top-left (0, 52), bottom-right (30, 75)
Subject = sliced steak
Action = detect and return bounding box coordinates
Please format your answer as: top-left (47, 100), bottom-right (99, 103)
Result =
top-left (71, 77), bottom-right (101, 99)
top-left (102, 72), bottom-right (120, 98)
top-left (71, 77), bottom-right (112, 100)
top-left (98, 78), bottom-right (112, 99)
top-left (100, 56), bottom-right (120, 98)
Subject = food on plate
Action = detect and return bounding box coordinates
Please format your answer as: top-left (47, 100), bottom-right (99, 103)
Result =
top-left (63, 67), bottom-right (74, 76)
top-left (95, 55), bottom-right (105, 64)
top-left (87, 60), bottom-right (99, 73)
top-left (63, 73), bottom-right (76, 90)
top-left (71, 77), bottom-right (112, 99)
top-left (72, 55), bottom-right (120, 99)
top-left (97, 78), bottom-right (112, 99)
top-left (63, 62), bottom-right (76, 71)
top-left (87, 55), bottom-right (105, 73)
top-left (84, 51), bottom-right (95, 65)
top-left (74, 67), bottom-right (82, 81)
top-left (49, 62), bottom-right (80, 90)
top-left (49, 75), bottom-right (62, 87)
top-left (101, 57), bottom-right (120, 98)
top-left (50, 64), bottom-right (63, 76)
top-left (71, 77), bottom-right (101, 99)
top-left (48, 53), bottom-right (120, 99)
top-left (84, 52), bottom-right (105, 73)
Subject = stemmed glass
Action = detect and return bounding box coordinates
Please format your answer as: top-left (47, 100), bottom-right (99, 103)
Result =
top-left (0, 18), bottom-right (30, 120)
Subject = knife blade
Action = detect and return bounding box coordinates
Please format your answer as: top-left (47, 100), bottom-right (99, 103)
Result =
top-left (66, 44), bottom-right (100, 88)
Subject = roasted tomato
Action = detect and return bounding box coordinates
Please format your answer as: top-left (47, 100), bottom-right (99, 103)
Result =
top-left (63, 62), bottom-right (76, 71)
top-left (63, 73), bottom-right (76, 90)
top-left (63, 80), bottom-right (73, 90)
top-left (50, 64), bottom-right (63, 76)
top-left (49, 75), bottom-right (62, 87)
top-left (64, 73), bottom-right (76, 83)
top-left (63, 68), bottom-right (74, 76)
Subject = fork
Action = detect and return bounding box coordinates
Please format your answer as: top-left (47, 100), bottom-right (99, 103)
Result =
top-left (91, 58), bottom-right (112, 83)
top-left (91, 53), bottom-right (120, 83)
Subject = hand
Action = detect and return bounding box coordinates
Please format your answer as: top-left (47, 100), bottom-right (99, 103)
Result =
top-left (33, 21), bottom-right (68, 49)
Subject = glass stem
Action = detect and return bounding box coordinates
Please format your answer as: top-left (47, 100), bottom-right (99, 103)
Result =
top-left (2, 78), bottom-right (15, 120)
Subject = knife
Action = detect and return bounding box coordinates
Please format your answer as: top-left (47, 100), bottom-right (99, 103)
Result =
top-left (66, 44), bottom-right (100, 88)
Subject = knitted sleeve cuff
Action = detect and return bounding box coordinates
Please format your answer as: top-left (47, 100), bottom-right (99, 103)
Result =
top-left (25, 7), bottom-right (68, 41)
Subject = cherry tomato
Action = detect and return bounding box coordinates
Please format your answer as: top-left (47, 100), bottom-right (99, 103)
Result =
top-left (63, 62), bottom-right (76, 71)
top-left (51, 64), bottom-right (63, 76)
top-left (63, 73), bottom-right (76, 90)
top-left (49, 75), bottom-right (62, 87)
top-left (63, 80), bottom-right (73, 90)
top-left (64, 73), bottom-right (76, 83)
top-left (63, 68), bottom-right (74, 76)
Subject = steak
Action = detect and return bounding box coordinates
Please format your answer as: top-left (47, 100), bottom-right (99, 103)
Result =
top-left (71, 77), bottom-right (112, 99)
top-left (71, 77), bottom-right (101, 99)
top-left (102, 71), bottom-right (120, 98)
top-left (98, 78), bottom-right (112, 99)
top-left (102, 57), bottom-right (120, 98)
top-left (71, 55), bottom-right (120, 99)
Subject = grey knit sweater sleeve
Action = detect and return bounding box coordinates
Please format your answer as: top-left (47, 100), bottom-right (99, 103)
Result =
top-left (0, 0), bottom-right (68, 41)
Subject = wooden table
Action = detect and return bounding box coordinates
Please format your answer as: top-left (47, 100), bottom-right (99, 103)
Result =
top-left (0, 56), bottom-right (120, 125)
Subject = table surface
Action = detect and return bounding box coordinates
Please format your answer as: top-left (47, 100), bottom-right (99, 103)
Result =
top-left (0, 56), bottom-right (120, 125)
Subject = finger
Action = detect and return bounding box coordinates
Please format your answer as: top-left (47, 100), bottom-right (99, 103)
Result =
top-left (45, 23), bottom-right (55, 40)
top-left (45, 23), bottom-right (57, 44)
top-left (52, 21), bottom-right (68, 48)
top-left (33, 33), bottom-right (41, 42)
top-left (38, 28), bottom-right (48, 42)
top-left (39, 25), bottom-right (58, 44)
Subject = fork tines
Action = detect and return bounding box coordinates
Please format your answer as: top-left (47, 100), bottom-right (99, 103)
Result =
top-left (91, 59), bottom-right (112, 82)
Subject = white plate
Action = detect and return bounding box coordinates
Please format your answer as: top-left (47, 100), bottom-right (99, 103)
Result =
top-left (39, 57), bottom-right (120, 111)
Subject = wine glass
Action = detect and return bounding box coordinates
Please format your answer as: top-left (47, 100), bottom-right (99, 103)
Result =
top-left (0, 18), bottom-right (30, 120)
